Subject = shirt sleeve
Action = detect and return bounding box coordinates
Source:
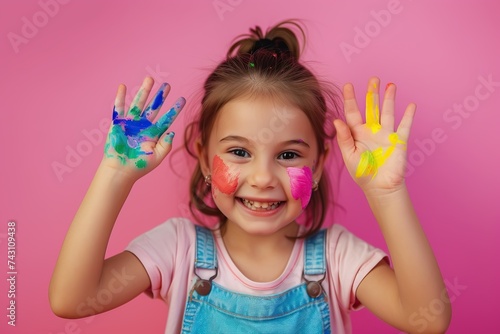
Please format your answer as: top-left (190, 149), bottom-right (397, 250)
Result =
top-left (327, 224), bottom-right (389, 312)
top-left (125, 217), bottom-right (194, 299)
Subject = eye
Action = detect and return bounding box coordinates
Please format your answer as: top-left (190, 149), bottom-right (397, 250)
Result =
top-left (278, 151), bottom-right (299, 160)
top-left (230, 149), bottom-right (250, 158)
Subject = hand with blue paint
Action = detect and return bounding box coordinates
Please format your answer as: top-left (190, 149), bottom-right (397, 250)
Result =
top-left (103, 77), bottom-right (185, 179)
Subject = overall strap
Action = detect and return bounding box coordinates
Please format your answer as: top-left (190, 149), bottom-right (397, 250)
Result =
top-left (304, 229), bottom-right (327, 275)
top-left (194, 225), bottom-right (218, 270)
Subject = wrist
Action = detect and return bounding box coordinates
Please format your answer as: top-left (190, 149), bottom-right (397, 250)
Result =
top-left (96, 160), bottom-right (138, 188)
top-left (364, 184), bottom-right (409, 208)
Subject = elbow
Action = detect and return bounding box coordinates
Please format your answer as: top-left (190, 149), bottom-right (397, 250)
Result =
top-left (431, 308), bottom-right (452, 334)
top-left (428, 304), bottom-right (452, 334)
top-left (406, 305), bottom-right (452, 334)
top-left (49, 286), bottom-right (87, 319)
top-left (49, 294), bottom-right (80, 319)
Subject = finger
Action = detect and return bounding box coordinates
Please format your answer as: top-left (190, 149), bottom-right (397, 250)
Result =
top-left (128, 77), bottom-right (154, 120)
top-left (381, 82), bottom-right (395, 130)
top-left (113, 84), bottom-right (126, 119)
top-left (155, 132), bottom-right (176, 159)
top-left (155, 97), bottom-right (186, 132)
top-left (143, 83), bottom-right (171, 122)
top-left (365, 77), bottom-right (382, 133)
top-left (342, 83), bottom-right (363, 128)
top-left (396, 103), bottom-right (416, 141)
top-left (333, 119), bottom-right (355, 158)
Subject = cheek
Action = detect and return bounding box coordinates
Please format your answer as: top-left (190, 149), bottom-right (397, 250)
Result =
top-left (286, 166), bottom-right (313, 210)
top-left (212, 155), bottom-right (239, 195)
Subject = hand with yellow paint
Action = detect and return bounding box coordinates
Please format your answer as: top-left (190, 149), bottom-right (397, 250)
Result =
top-left (333, 77), bottom-right (416, 193)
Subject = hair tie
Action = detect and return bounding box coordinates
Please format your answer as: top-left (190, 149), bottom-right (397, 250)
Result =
top-left (253, 38), bottom-right (274, 52)
top-left (250, 38), bottom-right (289, 55)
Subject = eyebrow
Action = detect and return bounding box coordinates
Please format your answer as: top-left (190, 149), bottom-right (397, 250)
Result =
top-left (220, 135), bottom-right (310, 148)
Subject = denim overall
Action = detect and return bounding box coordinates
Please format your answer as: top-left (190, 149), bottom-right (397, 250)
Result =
top-left (181, 226), bottom-right (332, 333)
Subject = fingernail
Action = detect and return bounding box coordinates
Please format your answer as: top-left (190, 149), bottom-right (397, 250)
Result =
top-left (385, 83), bottom-right (394, 91)
top-left (175, 97), bottom-right (186, 111)
top-left (165, 131), bottom-right (175, 144)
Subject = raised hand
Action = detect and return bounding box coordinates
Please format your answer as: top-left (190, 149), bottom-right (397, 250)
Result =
top-left (333, 77), bottom-right (416, 194)
top-left (103, 77), bottom-right (185, 179)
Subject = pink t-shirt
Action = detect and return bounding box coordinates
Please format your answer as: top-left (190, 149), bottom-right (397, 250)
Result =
top-left (126, 218), bottom-right (387, 334)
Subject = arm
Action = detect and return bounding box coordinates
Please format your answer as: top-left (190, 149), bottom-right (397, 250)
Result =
top-left (49, 77), bottom-right (185, 318)
top-left (333, 78), bottom-right (451, 333)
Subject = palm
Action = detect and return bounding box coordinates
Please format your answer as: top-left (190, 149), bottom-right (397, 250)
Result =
top-left (103, 77), bottom-right (185, 178)
top-left (334, 77), bottom-right (416, 193)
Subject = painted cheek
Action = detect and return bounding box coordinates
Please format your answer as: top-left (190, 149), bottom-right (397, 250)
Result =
top-left (286, 166), bottom-right (313, 210)
top-left (212, 155), bottom-right (239, 195)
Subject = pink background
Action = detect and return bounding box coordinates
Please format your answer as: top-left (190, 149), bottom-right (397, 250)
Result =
top-left (1, 0), bottom-right (499, 333)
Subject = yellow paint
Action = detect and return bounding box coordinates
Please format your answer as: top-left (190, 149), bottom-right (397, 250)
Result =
top-left (355, 132), bottom-right (406, 179)
top-left (366, 84), bottom-right (382, 133)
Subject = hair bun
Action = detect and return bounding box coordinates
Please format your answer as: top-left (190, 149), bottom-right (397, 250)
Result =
top-left (249, 38), bottom-right (290, 55)
top-left (227, 20), bottom-right (305, 60)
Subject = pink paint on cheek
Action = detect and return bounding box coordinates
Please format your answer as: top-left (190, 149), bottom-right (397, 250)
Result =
top-left (286, 166), bottom-right (313, 210)
top-left (212, 155), bottom-right (239, 194)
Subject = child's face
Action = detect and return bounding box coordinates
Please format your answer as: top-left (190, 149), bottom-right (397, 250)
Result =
top-left (199, 95), bottom-right (327, 236)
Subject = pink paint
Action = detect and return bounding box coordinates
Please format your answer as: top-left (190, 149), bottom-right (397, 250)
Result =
top-left (212, 155), bottom-right (239, 194)
top-left (286, 166), bottom-right (313, 210)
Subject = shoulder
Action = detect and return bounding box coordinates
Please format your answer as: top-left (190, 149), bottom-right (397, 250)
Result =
top-left (125, 218), bottom-right (201, 301)
top-left (322, 224), bottom-right (388, 311)
top-left (137, 217), bottom-right (196, 237)
top-left (126, 217), bottom-right (200, 253)
top-left (324, 224), bottom-right (363, 246)
top-left (323, 224), bottom-right (387, 268)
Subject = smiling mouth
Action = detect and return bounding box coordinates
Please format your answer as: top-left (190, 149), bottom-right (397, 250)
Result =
top-left (239, 198), bottom-right (282, 211)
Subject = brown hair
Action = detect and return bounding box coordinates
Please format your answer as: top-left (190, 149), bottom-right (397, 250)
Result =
top-left (184, 20), bottom-right (342, 237)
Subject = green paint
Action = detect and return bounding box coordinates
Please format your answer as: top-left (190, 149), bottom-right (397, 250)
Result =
top-left (105, 125), bottom-right (144, 163)
top-left (135, 159), bottom-right (147, 169)
top-left (140, 125), bottom-right (162, 138)
top-left (129, 106), bottom-right (142, 120)
top-left (355, 133), bottom-right (406, 179)
top-left (103, 92), bottom-right (183, 169)
top-left (356, 150), bottom-right (377, 178)
top-left (164, 132), bottom-right (175, 144)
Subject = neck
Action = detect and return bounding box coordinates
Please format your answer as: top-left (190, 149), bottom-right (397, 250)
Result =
top-left (221, 221), bottom-right (299, 255)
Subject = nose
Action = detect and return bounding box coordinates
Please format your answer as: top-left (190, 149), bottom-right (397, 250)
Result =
top-left (248, 158), bottom-right (278, 189)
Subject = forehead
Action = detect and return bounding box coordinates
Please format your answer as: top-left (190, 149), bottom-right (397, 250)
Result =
top-left (211, 96), bottom-right (316, 143)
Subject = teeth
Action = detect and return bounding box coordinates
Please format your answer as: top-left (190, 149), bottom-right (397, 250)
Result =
top-left (241, 198), bottom-right (280, 211)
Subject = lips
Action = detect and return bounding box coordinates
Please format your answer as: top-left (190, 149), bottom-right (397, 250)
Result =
top-left (239, 198), bottom-right (282, 211)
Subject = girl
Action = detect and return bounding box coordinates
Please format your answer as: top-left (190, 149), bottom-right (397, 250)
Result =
top-left (49, 21), bottom-right (451, 333)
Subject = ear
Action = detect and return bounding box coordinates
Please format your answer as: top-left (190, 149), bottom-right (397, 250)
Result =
top-left (313, 143), bottom-right (330, 182)
top-left (195, 137), bottom-right (211, 176)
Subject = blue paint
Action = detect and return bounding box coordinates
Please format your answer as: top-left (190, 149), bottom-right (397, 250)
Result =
top-left (113, 118), bottom-right (154, 137)
top-left (112, 106), bottom-right (119, 119)
top-left (151, 83), bottom-right (166, 110)
top-left (157, 107), bottom-right (178, 129)
top-left (164, 131), bottom-right (175, 144)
